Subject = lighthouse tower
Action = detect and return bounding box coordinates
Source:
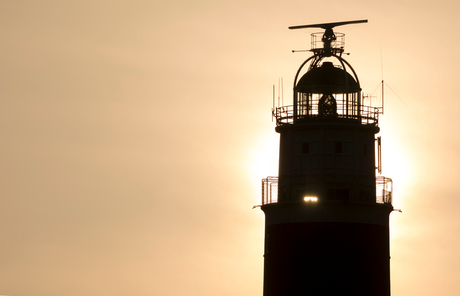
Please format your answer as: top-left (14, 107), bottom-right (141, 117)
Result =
top-left (261, 20), bottom-right (394, 296)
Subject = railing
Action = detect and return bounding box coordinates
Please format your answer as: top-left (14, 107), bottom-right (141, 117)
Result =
top-left (272, 106), bottom-right (294, 125)
top-left (261, 176), bottom-right (393, 205)
top-left (311, 32), bottom-right (345, 52)
top-left (376, 176), bottom-right (393, 204)
top-left (273, 104), bottom-right (380, 126)
top-left (262, 177), bottom-right (278, 205)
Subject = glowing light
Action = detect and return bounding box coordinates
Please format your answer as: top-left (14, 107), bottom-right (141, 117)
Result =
top-left (304, 196), bottom-right (318, 202)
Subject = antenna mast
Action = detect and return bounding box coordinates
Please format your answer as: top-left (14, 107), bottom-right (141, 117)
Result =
top-left (381, 47), bottom-right (385, 114)
top-left (289, 20), bottom-right (368, 57)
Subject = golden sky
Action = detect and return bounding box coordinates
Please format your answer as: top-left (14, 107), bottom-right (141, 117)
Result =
top-left (1, 0), bottom-right (459, 295)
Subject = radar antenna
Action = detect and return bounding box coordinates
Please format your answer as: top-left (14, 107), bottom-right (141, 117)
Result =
top-left (289, 20), bottom-right (368, 56)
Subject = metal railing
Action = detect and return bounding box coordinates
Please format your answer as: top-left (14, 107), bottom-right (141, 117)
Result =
top-left (273, 104), bottom-right (380, 126)
top-left (272, 106), bottom-right (294, 125)
top-left (311, 32), bottom-right (345, 52)
top-left (262, 177), bottom-right (278, 205)
top-left (261, 176), bottom-right (393, 205)
top-left (376, 176), bottom-right (393, 204)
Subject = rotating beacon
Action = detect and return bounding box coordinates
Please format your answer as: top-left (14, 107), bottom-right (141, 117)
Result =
top-left (261, 20), bottom-right (394, 296)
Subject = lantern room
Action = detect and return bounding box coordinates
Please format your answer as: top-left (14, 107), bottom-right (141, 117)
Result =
top-left (294, 59), bottom-right (361, 121)
top-left (273, 20), bottom-right (381, 126)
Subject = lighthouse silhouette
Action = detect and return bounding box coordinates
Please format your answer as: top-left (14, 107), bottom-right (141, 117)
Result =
top-left (261, 20), bottom-right (394, 296)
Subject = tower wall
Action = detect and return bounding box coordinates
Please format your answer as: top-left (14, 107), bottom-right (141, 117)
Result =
top-left (277, 122), bottom-right (379, 203)
top-left (262, 202), bottom-right (392, 296)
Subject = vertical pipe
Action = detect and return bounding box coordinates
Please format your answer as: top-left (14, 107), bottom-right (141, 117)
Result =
top-left (382, 80), bottom-right (385, 114)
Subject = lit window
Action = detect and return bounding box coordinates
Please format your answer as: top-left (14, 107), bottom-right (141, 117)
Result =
top-left (304, 196), bottom-right (318, 202)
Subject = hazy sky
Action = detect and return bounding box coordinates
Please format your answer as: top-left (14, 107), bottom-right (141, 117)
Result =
top-left (1, 0), bottom-right (460, 295)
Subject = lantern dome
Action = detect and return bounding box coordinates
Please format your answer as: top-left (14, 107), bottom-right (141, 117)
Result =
top-left (295, 62), bottom-right (360, 94)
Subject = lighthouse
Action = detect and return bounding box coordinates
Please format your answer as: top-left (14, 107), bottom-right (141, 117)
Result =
top-left (261, 20), bottom-right (394, 296)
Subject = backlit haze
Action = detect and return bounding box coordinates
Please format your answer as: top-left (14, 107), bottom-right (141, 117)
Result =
top-left (1, 1), bottom-right (459, 295)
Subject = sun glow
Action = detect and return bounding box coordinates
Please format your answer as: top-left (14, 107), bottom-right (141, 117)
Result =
top-left (378, 130), bottom-right (415, 207)
top-left (244, 131), bottom-right (280, 205)
top-left (246, 132), bottom-right (279, 180)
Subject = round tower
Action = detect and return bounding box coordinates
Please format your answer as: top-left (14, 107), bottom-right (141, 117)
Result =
top-left (261, 20), bottom-right (394, 296)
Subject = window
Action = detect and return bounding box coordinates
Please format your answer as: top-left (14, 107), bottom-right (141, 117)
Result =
top-left (336, 189), bottom-right (349, 201)
top-left (302, 142), bottom-right (309, 154)
top-left (359, 190), bottom-right (370, 202)
top-left (326, 189), bottom-right (349, 201)
top-left (335, 142), bottom-right (342, 153)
